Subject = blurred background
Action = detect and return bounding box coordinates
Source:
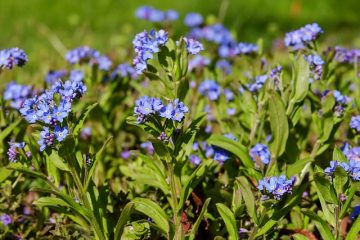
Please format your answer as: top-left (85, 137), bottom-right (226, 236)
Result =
top-left (0, 0), bottom-right (359, 85)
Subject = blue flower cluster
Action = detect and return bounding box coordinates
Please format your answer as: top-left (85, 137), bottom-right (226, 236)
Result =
top-left (7, 142), bottom-right (25, 163)
top-left (111, 63), bottom-right (138, 80)
top-left (183, 37), bottom-right (204, 55)
top-left (132, 29), bottom-right (169, 73)
top-left (258, 175), bottom-right (296, 200)
top-left (219, 42), bottom-right (258, 58)
top-left (19, 70), bottom-right (86, 151)
top-left (284, 23), bottom-right (323, 50)
top-left (249, 144), bottom-right (271, 165)
top-left (65, 46), bottom-right (112, 71)
top-left (350, 115), bottom-right (360, 133)
top-left (0, 47), bottom-right (27, 70)
top-left (305, 54), bottom-right (324, 81)
top-left (247, 75), bottom-right (268, 93)
top-left (136, 6), bottom-right (178, 22)
top-left (335, 47), bottom-right (360, 64)
top-left (332, 90), bottom-right (350, 116)
top-left (325, 145), bottom-right (360, 181)
top-left (184, 13), bottom-right (203, 28)
top-left (325, 160), bottom-right (360, 181)
top-left (3, 81), bottom-right (33, 109)
top-left (198, 79), bottom-right (222, 100)
top-left (134, 96), bottom-right (189, 123)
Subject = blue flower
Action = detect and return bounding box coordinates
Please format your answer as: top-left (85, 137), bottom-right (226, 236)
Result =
top-left (65, 46), bottom-right (99, 64)
top-left (249, 144), bottom-right (271, 165)
top-left (324, 161), bottom-right (340, 176)
top-left (184, 13), bottom-right (203, 28)
top-left (335, 47), bottom-right (360, 64)
top-left (135, 6), bottom-right (178, 22)
top-left (111, 63), bottom-right (138, 80)
top-left (350, 115), bottom-right (360, 133)
top-left (183, 37), bottom-right (204, 55)
top-left (350, 205), bottom-right (360, 221)
top-left (238, 42), bottom-right (258, 54)
top-left (224, 89), bottom-right (234, 101)
top-left (7, 142), bottom-right (25, 163)
top-left (133, 29), bottom-right (169, 73)
top-left (247, 75), bottom-right (268, 93)
top-left (258, 175), bottom-right (295, 200)
top-left (54, 126), bottom-right (68, 142)
top-left (0, 47), bottom-right (28, 70)
top-left (198, 80), bottom-right (221, 100)
top-left (3, 81), bottom-right (32, 109)
top-left (189, 154), bottom-right (201, 166)
top-left (0, 213), bottom-right (11, 226)
top-left (45, 70), bottom-right (67, 85)
top-left (284, 23), bottom-right (323, 50)
top-left (216, 59), bottom-right (232, 75)
top-left (214, 147), bottom-right (230, 163)
top-left (38, 127), bottom-right (55, 151)
top-left (188, 55), bottom-right (210, 71)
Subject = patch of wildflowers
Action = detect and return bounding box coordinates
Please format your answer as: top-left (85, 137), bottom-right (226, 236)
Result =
top-left (334, 47), bottom-right (360, 64)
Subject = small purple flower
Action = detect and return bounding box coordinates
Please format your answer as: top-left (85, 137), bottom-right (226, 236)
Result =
top-left (38, 127), bottom-right (55, 151)
top-left (0, 213), bottom-right (12, 226)
top-left (183, 37), bottom-right (204, 55)
top-left (334, 47), bottom-right (360, 64)
top-left (198, 80), bottom-right (221, 100)
top-left (3, 81), bottom-right (33, 109)
top-left (45, 70), bottom-right (67, 85)
top-left (189, 154), bottom-right (201, 166)
top-left (140, 142), bottom-right (154, 154)
top-left (350, 205), bottom-right (360, 221)
top-left (121, 149), bottom-right (131, 160)
top-left (7, 142), bottom-right (25, 163)
top-left (247, 75), bottom-right (268, 93)
top-left (216, 59), bottom-right (232, 75)
top-left (111, 63), bottom-right (138, 80)
top-left (284, 23), bottom-right (323, 50)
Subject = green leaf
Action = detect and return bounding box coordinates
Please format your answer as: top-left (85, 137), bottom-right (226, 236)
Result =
top-left (48, 150), bottom-right (70, 171)
top-left (178, 161), bottom-right (210, 212)
top-left (177, 78), bottom-right (189, 101)
top-left (216, 203), bottom-right (238, 240)
top-left (0, 118), bottom-right (22, 142)
top-left (114, 202), bottom-right (134, 240)
top-left (34, 196), bottom-right (71, 208)
top-left (0, 167), bottom-right (12, 182)
top-left (292, 233), bottom-right (310, 240)
top-left (287, 56), bottom-right (310, 115)
top-left (188, 198), bottom-right (211, 240)
top-left (332, 147), bottom-right (348, 163)
top-left (333, 167), bottom-right (348, 195)
top-left (73, 103), bottom-right (98, 137)
top-left (346, 213), bottom-right (360, 240)
top-left (84, 136), bottom-right (112, 191)
top-left (207, 134), bottom-right (253, 168)
top-left (313, 173), bottom-right (338, 204)
top-left (268, 92), bottom-right (289, 157)
top-left (340, 182), bottom-right (360, 218)
top-left (132, 198), bottom-right (170, 235)
top-left (58, 135), bottom-right (76, 158)
top-left (303, 211), bottom-right (335, 240)
top-left (237, 177), bottom-right (259, 225)
top-left (287, 157), bottom-right (313, 177)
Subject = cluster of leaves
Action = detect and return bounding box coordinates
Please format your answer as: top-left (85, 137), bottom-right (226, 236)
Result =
top-left (0, 7), bottom-right (360, 240)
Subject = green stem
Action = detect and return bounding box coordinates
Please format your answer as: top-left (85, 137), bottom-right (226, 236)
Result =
top-left (167, 162), bottom-right (183, 240)
top-left (66, 155), bottom-right (106, 240)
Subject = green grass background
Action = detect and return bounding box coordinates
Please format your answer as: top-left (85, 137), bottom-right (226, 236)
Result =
top-left (0, 0), bottom-right (359, 85)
